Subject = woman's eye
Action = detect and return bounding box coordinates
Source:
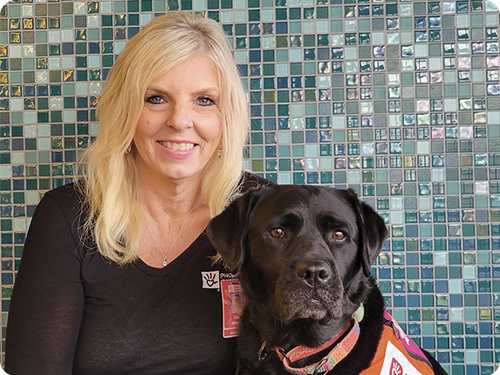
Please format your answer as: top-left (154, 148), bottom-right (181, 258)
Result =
top-left (332, 231), bottom-right (346, 241)
top-left (270, 228), bottom-right (285, 238)
top-left (145, 95), bottom-right (164, 104)
top-left (198, 96), bottom-right (215, 106)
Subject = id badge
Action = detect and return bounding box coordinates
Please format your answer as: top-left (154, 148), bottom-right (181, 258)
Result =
top-left (221, 278), bottom-right (245, 338)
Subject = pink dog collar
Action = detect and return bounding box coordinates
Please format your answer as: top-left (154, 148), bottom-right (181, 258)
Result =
top-left (276, 317), bottom-right (361, 375)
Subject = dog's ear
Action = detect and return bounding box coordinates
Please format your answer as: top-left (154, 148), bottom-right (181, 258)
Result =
top-left (346, 189), bottom-right (388, 277)
top-left (206, 189), bottom-right (264, 272)
top-left (358, 200), bottom-right (388, 276)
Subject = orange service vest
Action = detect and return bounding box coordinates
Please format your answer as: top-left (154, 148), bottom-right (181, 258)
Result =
top-left (359, 311), bottom-right (435, 375)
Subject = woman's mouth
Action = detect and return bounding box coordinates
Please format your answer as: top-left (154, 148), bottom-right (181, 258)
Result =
top-left (158, 141), bottom-right (195, 151)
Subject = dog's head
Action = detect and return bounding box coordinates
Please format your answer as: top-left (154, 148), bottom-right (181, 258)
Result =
top-left (207, 185), bottom-right (387, 344)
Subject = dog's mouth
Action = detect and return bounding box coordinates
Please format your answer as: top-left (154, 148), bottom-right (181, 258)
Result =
top-left (278, 288), bottom-right (343, 323)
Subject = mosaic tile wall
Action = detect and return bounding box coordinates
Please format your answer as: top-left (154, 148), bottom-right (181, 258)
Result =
top-left (0, 0), bottom-right (500, 373)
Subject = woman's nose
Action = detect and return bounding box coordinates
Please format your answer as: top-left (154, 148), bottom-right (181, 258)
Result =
top-left (166, 103), bottom-right (193, 131)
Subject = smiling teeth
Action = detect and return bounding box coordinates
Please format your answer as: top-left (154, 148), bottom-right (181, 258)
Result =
top-left (159, 141), bottom-right (195, 151)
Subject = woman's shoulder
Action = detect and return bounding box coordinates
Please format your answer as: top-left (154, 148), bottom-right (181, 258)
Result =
top-left (239, 171), bottom-right (275, 193)
top-left (42, 182), bottom-right (83, 207)
top-left (36, 182), bottom-right (87, 224)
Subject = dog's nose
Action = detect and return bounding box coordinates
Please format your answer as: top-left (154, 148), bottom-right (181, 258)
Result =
top-left (294, 260), bottom-right (331, 287)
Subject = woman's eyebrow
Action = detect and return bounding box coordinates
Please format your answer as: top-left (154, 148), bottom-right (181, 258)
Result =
top-left (145, 86), bottom-right (220, 97)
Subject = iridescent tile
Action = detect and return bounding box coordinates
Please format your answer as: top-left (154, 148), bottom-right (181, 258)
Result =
top-left (472, 42), bottom-right (485, 55)
top-left (249, 24), bottom-right (260, 35)
top-left (344, 33), bottom-right (356, 45)
top-left (36, 57), bottom-right (48, 70)
top-left (431, 128), bottom-right (444, 139)
top-left (9, 32), bottom-right (21, 44)
top-left (358, 5), bottom-right (369, 17)
top-left (317, 62), bottom-right (329, 74)
top-left (331, 48), bottom-right (343, 59)
top-left (458, 98), bottom-right (472, 111)
top-left (415, 31), bottom-right (427, 43)
top-left (473, 98), bottom-right (485, 110)
top-left (486, 27), bottom-right (498, 40)
top-left (332, 62), bottom-right (343, 73)
top-left (475, 181), bottom-right (488, 195)
top-left (358, 33), bottom-right (370, 45)
top-left (487, 56), bottom-right (500, 68)
top-left (429, 16), bottom-right (441, 28)
top-left (457, 29), bottom-right (469, 41)
top-left (373, 45), bottom-right (385, 58)
top-left (23, 18), bottom-right (33, 30)
top-left (387, 74), bottom-right (400, 85)
top-left (388, 87), bottom-right (400, 99)
top-left (443, 43), bottom-right (456, 55)
top-left (75, 29), bottom-right (87, 40)
top-left (416, 100), bottom-right (429, 112)
top-left (318, 89), bottom-right (330, 101)
top-left (48, 17), bottom-right (60, 29)
top-left (9, 19), bottom-right (21, 31)
top-left (487, 74), bottom-right (499, 91)
top-left (51, 164), bottom-right (63, 176)
top-left (387, 18), bottom-right (398, 31)
top-left (346, 74), bottom-right (357, 86)
top-left (87, 1), bottom-right (99, 13)
top-left (430, 71), bottom-right (443, 84)
top-left (290, 36), bottom-right (301, 47)
top-left (335, 157), bottom-right (346, 169)
top-left (457, 56), bottom-right (471, 69)
top-left (23, 98), bottom-right (35, 110)
top-left (346, 88), bottom-right (358, 100)
top-left (457, 71), bottom-right (470, 83)
top-left (372, 5), bottom-right (383, 17)
top-left (77, 136), bottom-right (89, 149)
top-left (73, 1), bottom-right (86, 15)
top-left (359, 115), bottom-right (372, 127)
top-left (414, 17), bottom-right (426, 29)
top-left (303, 8), bottom-right (314, 19)
top-left (401, 45), bottom-right (413, 57)
top-left (488, 84), bottom-right (500, 96)
top-left (415, 72), bottom-right (428, 84)
top-left (474, 112), bottom-right (487, 124)
top-left (63, 164), bottom-right (75, 176)
top-left (112, 27), bottom-right (126, 39)
top-left (348, 157), bottom-right (360, 169)
top-left (51, 137), bottom-right (63, 149)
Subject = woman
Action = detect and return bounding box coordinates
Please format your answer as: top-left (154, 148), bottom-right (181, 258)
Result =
top-left (5, 12), bottom-right (266, 374)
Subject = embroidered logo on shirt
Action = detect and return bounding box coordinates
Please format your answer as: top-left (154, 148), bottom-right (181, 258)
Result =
top-left (202, 271), bottom-right (220, 289)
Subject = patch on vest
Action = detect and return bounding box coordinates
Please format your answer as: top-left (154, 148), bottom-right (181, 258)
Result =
top-left (380, 341), bottom-right (424, 375)
top-left (202, 271), bottom-right (220, 289)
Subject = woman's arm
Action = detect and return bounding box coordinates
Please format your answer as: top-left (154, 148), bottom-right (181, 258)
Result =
top-left (5, 191), bottom-right (85, 374)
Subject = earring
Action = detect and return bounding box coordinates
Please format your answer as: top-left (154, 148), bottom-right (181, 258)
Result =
top-left (126, 144), bottom-right (132, 154)
top-left (217, 144), bottom-right (223, 158)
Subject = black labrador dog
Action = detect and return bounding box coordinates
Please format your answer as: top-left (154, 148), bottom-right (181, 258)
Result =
top-left (207, 185), bottom-right (447, 375)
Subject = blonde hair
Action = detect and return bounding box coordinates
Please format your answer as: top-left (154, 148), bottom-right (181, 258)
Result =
top-left (77, 12), bottom-right (249, 265)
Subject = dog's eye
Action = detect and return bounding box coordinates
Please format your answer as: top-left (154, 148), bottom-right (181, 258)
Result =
top-left (270, 228), bottom-right (285, 238)
top-left (332, 231), bottom-right (346, 241)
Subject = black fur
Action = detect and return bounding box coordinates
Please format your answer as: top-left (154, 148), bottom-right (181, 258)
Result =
top-left (207, 185), bottom-right (446, 375)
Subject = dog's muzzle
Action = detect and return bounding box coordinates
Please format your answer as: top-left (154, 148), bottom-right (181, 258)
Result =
top-left (277, 259), bottom-right (343, 322)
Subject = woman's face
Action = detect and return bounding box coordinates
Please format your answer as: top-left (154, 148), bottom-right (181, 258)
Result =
top-left (133, 55), bottom-right (223, 186)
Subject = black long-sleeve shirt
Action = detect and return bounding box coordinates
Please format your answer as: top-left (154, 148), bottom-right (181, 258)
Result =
top-left (5, 178), bottom-right (267, 374)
